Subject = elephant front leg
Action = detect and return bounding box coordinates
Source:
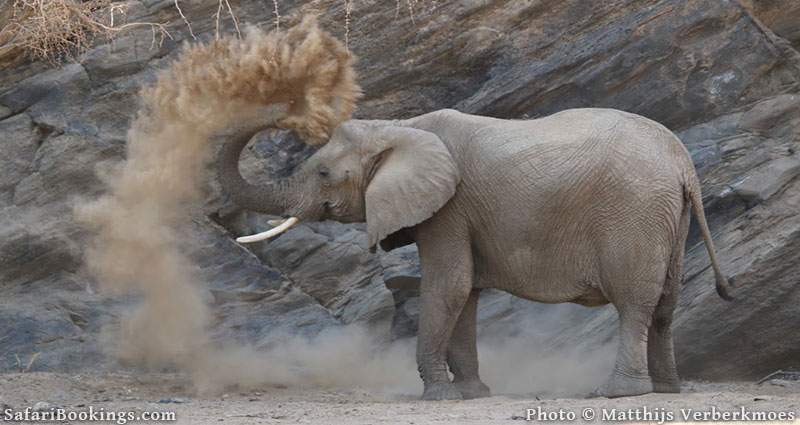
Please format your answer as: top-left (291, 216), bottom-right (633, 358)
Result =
top-left (448, 289), bottom-right (491, 399)
top-left (416, 231), bottom-right (473, 401)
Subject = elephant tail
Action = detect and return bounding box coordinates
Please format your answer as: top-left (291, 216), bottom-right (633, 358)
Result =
top-left (683, 176), bottom-right (734, 301)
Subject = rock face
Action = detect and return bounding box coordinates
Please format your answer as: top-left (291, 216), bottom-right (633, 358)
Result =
top-left (0, 0), bottom-right (799, 383)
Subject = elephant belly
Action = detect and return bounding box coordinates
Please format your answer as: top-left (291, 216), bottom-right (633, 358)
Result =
top-left (472, 242), bottom-right (609, 306)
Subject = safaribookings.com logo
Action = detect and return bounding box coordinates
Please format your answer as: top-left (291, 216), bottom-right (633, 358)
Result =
top-left (526, 405), bottom-right (797, 423)
top-left (3, 406), bottom-right (176, 424)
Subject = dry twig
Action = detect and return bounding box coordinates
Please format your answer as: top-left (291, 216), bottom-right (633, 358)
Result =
top-left (343, 0), bottom-right (353, 50)
top-left (23, 352), bottom-right (40, 372)
top-left (213, 0), bottom-right (241, 40)
top-left (222, 0), bottom-right (241, 39)
top-left (174, 0), bottom-right (196, 40)
top-left (271, 0), bottom-right (280, 31)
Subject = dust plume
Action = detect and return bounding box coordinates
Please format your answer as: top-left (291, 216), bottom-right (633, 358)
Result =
top-left (182, 324), bottom-right (612, 397)
top-left (480, 335), bottom-right (615, 397)
top-left (191, 327), bottom-right (422, 395)
top-left (75, 15), bottom-right (360, 393)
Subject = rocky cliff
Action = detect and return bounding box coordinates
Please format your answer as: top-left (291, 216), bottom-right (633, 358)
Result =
top-left (0, 0), bottom-right (799, 383)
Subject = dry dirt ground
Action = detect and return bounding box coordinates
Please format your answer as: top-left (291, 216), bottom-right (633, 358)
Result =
top-left (1, 373), bottom-right (799, 424)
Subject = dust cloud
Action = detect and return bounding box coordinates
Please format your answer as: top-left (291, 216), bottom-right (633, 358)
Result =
top-left (75, 16), bottom-right (361, 394)
top-left (173, 325), bottom-right (611, 397)
top-left (190, 327), bottom-right (422, 395)
top-left (75, 15), bottom-right (612, 398)
top-left (480, 336), bottom-right (615, 397)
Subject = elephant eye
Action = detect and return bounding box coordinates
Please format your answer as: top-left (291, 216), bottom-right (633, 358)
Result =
top-left (318, 166), bottom-right (330, 178)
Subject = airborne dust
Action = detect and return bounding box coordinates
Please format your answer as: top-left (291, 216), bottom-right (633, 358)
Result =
top-left (76, 17), bottom-right (612, 398)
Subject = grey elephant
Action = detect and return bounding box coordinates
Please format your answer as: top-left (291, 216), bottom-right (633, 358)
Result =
top-left (217, 108), bottom-right (731, 400)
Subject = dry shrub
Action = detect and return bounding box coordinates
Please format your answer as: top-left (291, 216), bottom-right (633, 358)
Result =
top-left (76, 15), bottom-right (360, 393)
top-left (1, 0), bottom-right (170, 63)
top-left (0, 0), bottom-right (441, 66)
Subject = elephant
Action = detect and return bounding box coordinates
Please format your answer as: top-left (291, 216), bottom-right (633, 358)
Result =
top-left (217, 107), bottom-right (732, 400)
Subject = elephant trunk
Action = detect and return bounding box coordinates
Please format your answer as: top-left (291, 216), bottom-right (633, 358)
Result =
top-left (217, 128), bottom-right (296, 217)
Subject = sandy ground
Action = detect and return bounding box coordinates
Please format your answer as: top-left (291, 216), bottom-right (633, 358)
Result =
top-left (1, 373), bottom-right (799, 424)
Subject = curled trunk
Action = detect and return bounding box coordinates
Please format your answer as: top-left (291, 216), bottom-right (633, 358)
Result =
top-left (217, 128), bottom-right (293, 215)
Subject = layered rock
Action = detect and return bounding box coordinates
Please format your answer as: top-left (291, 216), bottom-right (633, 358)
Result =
top-left (0, 0), bottom-right (798, 382)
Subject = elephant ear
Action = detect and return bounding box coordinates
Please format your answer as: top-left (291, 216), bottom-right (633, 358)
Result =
top-left (362, 126), bottom-right (460, 249)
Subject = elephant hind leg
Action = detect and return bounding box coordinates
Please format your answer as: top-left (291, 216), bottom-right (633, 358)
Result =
top-left (597, 302), bottom-right (657, 398)
top-left (648, 205), bottom-right (689, 393)
top-left (594, 222), bottom-right (676, 397)
top-left (647, 282), bottom-right (680, 393)
top-left (596, 257), bottom-right (669, 396)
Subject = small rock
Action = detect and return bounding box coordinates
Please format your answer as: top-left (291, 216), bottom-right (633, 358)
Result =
top-left (32, 401), bottom-right (51, 412)
top-left (158, 397), bottom-right (189, 404)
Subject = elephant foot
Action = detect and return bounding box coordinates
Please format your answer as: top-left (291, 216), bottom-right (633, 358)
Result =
top-left (454, 379), bottom-right (491, 399)
top-left (652, 380), bottom-right (681, 393)
top-left (421, 382), bottom-right (463, 401)
top-left (592, 372), bottom-right (653, 398)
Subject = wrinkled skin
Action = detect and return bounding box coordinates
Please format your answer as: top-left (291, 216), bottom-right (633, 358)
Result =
top-left (218, 108), bottom-right (731, 400)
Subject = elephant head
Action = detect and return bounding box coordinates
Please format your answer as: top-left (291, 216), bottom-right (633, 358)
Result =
top-left (217, 120), bottom-right (461, 250)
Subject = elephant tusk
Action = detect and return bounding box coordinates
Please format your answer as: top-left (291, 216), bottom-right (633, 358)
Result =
top-left (236, 217), bottom-right (299, 243)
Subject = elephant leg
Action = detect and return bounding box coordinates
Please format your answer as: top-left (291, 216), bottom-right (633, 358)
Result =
top-left (447, 289), bottom-right (490, 399)
top-left (597, 302), bottom-right (656, 398)
top-left (415, 228), bottom-right (473, 401)
top-left (648, 206), bottom-right (688, 393)
top-left (594, 229), bottom-right (672, 398)
top-left (647, 282), bottom-right (680, 393)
